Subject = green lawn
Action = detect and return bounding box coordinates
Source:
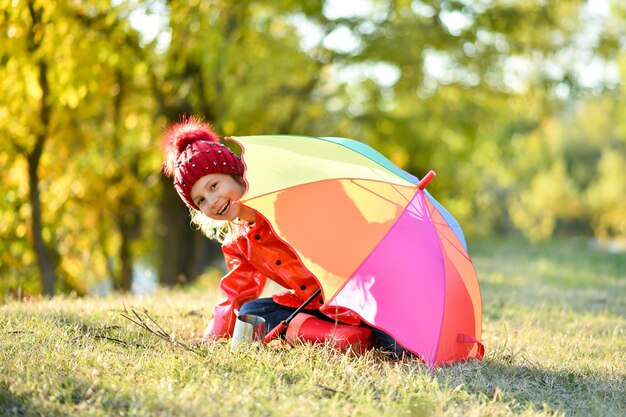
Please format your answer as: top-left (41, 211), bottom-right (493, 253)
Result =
top-left (1, 237), bottom-right (624, 417)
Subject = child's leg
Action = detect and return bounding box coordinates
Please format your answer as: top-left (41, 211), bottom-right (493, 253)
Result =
top-left (285, 313), bottom-right (373, 353)
top-left (240, 298), bottom-right (373, 350)
top-left (241, 298), bottom-right (406, 357)
top-left (369, 327), bottom-right (409, 359)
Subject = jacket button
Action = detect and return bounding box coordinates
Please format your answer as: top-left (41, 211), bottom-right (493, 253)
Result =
top-left (254, 234), bottom-right (261, 240)
top-left (275, 260), bottom-right (281, 266)
top-left (319, 297), bottom-right (324, 305)
top-left (300, 285), bottom-right (306, 290)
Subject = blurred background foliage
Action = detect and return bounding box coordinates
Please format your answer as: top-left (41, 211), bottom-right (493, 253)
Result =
top-left (1, 0), bottom-right (624, 298)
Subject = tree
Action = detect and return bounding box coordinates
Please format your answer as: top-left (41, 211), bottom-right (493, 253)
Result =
top-left (307, 0), bottom-right (610, 239)
top-left (0, 0), bottom-right (158, 296)
top-left (1, 0), bottom-right (63, 295)
top-left (1, 0), bottom-right (624, 298)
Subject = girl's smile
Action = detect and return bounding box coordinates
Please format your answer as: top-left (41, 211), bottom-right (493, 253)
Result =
top-left (217, 200), bottom-right (231, 216)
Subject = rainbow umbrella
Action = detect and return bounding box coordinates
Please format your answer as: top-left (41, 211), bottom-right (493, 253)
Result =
top-left (232, 135), bottom-right (483, 368)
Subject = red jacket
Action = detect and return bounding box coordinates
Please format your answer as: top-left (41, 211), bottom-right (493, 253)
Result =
top-left (205, 214), bottom-right (361, 338)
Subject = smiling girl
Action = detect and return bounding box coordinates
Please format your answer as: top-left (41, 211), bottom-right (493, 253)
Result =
top-left (161, 116), bottom-right (404, 356)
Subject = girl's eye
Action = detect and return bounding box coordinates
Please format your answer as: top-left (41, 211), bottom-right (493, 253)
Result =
top-left (211, 183), bottom-right (217, 190)
top-left (198, 197), bottom-right (205, 206)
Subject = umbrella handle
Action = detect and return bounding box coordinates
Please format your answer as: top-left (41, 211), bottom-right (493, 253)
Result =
top-left (264, 322), bottom-right (287, 343)
top-left (417, 170), bottom-right (436, 190)
top-left (264, 288), bottom-right (322, 344)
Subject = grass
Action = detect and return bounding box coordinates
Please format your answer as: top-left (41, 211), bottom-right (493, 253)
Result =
top-left (1, 237), bottom-right (624, 417)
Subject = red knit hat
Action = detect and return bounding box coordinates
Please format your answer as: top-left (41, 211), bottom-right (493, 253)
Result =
top-left (161, 116), bottom-right (245, 210)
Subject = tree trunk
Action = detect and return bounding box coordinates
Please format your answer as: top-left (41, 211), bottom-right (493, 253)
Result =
top-left (158, 175), bottom-right (222, 286)
top-left (189, 229), bottom-right (223, 282)
top-left (118, 221), bottom-right (133, 292)
top-left (28, 60), bottom-right (56, 296)
top-left (158, 175), bottom-right (194, 286)
top-left (118, 190), bottom-right (142, 292)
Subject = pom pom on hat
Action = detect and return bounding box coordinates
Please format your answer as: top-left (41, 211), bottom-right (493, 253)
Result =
top-left (161, 115), bottom-right (244, 209)
top-left (161, 116), bottom-right (220, 176)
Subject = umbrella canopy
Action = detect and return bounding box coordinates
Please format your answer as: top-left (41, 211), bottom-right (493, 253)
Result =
top-left (233, 134), bottom-right (483, 367)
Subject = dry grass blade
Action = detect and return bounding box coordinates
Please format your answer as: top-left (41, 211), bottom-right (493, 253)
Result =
top-left (121, 307), bottom-right (198, 354)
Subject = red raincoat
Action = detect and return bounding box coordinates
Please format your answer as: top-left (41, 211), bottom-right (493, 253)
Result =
top-left (205, 213), bottom-right (361, 338)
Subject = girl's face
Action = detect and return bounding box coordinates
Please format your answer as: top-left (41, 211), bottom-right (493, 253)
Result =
top-left (190, 173), bottom-right (247, 221)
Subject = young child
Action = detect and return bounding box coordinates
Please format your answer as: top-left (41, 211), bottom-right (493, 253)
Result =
top-left (161, 116), bottom-right (405, 356)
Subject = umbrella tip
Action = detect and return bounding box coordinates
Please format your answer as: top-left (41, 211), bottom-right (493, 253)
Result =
top-left (417, 170), bottom-right (436, 190)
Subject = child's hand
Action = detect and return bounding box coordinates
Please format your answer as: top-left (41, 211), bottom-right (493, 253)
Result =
top-left (188, 337), bottom-right (217, 346)
top-left (189, 330), bottom-right (221, 345)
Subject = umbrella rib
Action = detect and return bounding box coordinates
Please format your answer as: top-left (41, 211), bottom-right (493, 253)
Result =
top-left (426, 203), bottom-right (473, 262)
top-left (325, 189), bottom-right (422, 304)
top-left (348, 179), bottom-right (414, 207)
top-left (242, 177), bottom-right (414, 204)
top-left (318, 136), bottom-right (418, 184)
top-left (423, 191), bottom-right (468, 250)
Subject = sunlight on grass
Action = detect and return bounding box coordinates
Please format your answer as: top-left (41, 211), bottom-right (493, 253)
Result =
top-left (1, 238), bottom-right (624, 416)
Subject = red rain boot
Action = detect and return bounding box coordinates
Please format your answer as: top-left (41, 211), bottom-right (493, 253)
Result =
top-left (285, 313), bottom-right (373, 353)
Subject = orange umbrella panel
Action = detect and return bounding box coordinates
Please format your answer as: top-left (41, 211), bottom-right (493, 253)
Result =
top-left (244, 178), bottom-right (417, 300)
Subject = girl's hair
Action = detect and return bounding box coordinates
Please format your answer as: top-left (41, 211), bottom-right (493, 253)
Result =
top-left (190, 208), bottom-right (251, 244)
top-left (190, 209), bottom-right (230, 243)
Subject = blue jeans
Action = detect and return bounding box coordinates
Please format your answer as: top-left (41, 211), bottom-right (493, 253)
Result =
top-left (240, 297), bottom-right (408, 358)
